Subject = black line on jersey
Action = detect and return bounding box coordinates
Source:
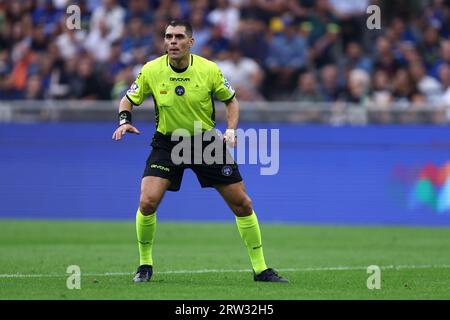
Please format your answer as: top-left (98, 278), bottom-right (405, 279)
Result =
top-left (166, 55), bottom-right (168, 66)
top-left (222, 92), bottom-right (236, 103)
top-left (191, 55), bottom-right (193, 66)
top-left (126, 94), bottom-right (139, 106)
top-left (211, 93), bottom-right (215, 124)
top-left (152, 96), bottom-right (159, 129)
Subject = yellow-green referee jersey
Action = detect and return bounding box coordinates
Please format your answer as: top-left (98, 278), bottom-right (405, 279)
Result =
top-left (126, 54), bottom-right (236, 136)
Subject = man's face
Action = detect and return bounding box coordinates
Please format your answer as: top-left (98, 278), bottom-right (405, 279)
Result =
top-left (164, 25), bottom-right (193, 60)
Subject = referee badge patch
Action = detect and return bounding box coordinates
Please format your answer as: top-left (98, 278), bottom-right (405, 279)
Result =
top-left (175, 85), bottom-right (185, 96)
top-left (221, 165), bottom-right (233, 176)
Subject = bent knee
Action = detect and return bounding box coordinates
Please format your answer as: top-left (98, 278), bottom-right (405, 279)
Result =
top-left (234, 196), bottom-right (253, 216)
top-left (139, 197), bottom-right (159, 215)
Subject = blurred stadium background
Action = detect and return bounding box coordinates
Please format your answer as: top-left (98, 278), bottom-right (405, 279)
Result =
top-left (1, 0), bottom-right (450, 301)
top-left (1, 0), bottom-right (450, 225)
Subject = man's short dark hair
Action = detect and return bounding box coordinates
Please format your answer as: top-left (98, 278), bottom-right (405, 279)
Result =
top-left (165, 19), bottom-right (193, 38)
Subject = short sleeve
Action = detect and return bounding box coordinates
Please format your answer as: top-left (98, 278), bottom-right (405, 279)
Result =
top-left (125, 69), bottom-right (152, 106)
top-left (211, 63), bottom-right (236, 102)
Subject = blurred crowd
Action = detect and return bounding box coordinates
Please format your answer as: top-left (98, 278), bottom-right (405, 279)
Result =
top-left (1, 0), bottom-right (450, 107)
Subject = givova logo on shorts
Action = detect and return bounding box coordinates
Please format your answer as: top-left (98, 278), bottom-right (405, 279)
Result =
top-left (150, 164), bottom-right (170, 172)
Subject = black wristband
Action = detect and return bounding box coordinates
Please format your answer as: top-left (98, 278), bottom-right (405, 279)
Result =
top-left (119, 110), bottom-right (132, 126)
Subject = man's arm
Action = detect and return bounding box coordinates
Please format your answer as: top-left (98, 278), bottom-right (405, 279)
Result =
top-left (223, 97), bottom-right (239, 147)
top-left (112, 96), bottom-right (141, 141)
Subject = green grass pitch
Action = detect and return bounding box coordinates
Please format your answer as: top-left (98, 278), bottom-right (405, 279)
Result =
top-left (0, 220), bottom-right (449, 300)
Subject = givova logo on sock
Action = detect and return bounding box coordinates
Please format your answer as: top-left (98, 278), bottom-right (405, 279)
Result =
top-left (397, 162), bottom-right (450, 213)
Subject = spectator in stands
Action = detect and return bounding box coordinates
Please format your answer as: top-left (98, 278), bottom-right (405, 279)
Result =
top-left (392, 68), bottom-right (424, 105)
top-left (371, 69), bottom-right (393, 107)
top-left (199, 44), bottom-right (214, 60)
top-left (90, 0), bottom-right (125, 43)
top-left (120, 17), bottom-right (153, 64)
top-left (387, 17), bottom-right (419, 45)
top-left (265, 19), bottom-right (308, 100)
top-left (423, 0), bottom-right (450, 39)
top-left (10, 20), bottom-right (28, 54)
top-left (207, 0), bottom-right (240, 40)
top-left (400, 43), bottom-right (422, 67)
top-left (373, 35), bottom-right (404, 77)
top-left (419, 25), bottom-right (442, 71)
top-left (256, 0), bottom-right (287, 17)
top-left (307, 0), bottom-right (340, 68)
top-left (438, 63), bottom-right (450, 91)
top-left (55, 17), bottom-right (86, 60)
top-left (50, 57), bottom-right (77, 99)
top-left (432, 40), bottom-right (450, 79)
top-left (190, 0), bottom-right (209, 12)
top-left (216, 45), bottom-right (265, 101)
top-left (5, 2), bottom-right (25, 25)
top-left (9, 42), bottom-right (36, 99)
top-left (342, 69), bottom-right (371, 106)
top-left (30, 23), bottom-right (49, 52)
top-left (409, 61), bottom-right (443, 104)
top-left (287, 0), bottom-right (311, 19)
top-left (1, 0), bottom-right (449, 114)
top-left (340, 41), bottom-right (373, 74)
top-left (0, 51), bottom-right (12, 99)
top-left (124, 0), bottom-right (153, 24)
top-left (291, 71), bottom-right (324, 102)
top-left (32, 0), bottom-right (63, 37)
top-left (111, 65), bottom-right (135, 100)
top-left (103, 40), bottom-right (126, 79)
top-left (84, 18), bottom-right (112, 62)
top-left (190, 9), bottom-right (211, 55)
top-left (439, 64), bottom-right (450, 106)
top-left (328, 0), bottom-right (368, 46)
top-left (240, 0), bottom-right (272, 24)
top-left (71, 56), bottom-right (111, 99)
top-left (236, 17), bottom-right (269, 66)
top-left (25, 74), bottom-right (45, 99)
top-left (206, 24), bottom-right (230, 58)
top-left (318, 64), bottom-right (344, 102)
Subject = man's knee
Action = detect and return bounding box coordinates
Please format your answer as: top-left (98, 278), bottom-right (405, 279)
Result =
top-left (139, 196), bottom-right (159, 215)
top-left (234, 196), bottom-right (253, 216)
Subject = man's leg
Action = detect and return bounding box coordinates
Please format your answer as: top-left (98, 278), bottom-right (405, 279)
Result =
top-left (134, 176), bottom-right (171, 282)
top-left (215, 181), bottom-right (288, 282)
top-left (215, 182), bottom-right (266, 273)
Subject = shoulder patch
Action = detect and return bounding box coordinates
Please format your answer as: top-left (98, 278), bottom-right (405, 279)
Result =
top-left (127, 82), bottom-right (139, 94)
top-left (224, 78), bottom-right (235, 94)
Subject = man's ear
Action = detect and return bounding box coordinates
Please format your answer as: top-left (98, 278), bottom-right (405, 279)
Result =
top-left (190, 37), bottom-right (195, 48)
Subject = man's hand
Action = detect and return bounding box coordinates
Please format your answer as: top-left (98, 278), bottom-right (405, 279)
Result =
top-left (112, 124), bottom-right (141, 141)
top-left (223, 128), bottom-right (237, 147)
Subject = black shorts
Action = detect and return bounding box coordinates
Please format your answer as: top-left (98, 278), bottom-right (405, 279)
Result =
top-left (143, 131), bottom-right (243, 191)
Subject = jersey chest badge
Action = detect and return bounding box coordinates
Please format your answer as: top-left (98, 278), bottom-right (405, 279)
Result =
top-left (175, 85), bottom-right (185, 96)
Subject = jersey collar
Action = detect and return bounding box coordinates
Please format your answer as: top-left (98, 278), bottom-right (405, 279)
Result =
top-left (166, 54), bottom-right (194, 73)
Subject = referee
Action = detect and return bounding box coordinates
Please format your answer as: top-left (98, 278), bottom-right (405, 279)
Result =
top-left (112, 20), bottom-right (288, 283)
